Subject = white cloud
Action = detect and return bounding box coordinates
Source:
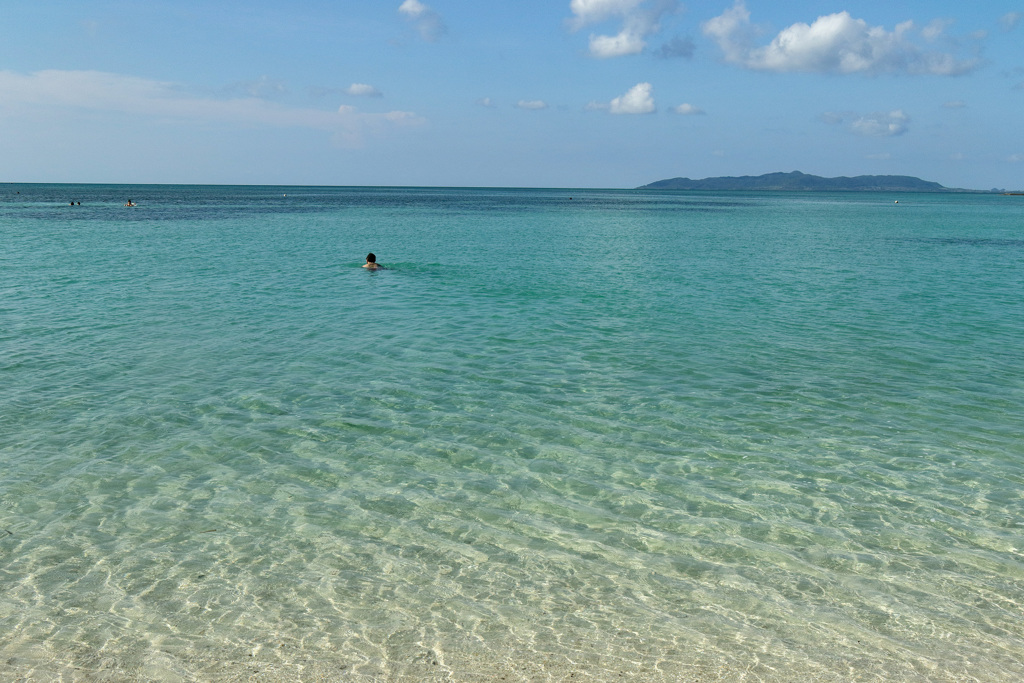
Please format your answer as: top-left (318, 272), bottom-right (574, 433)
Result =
top-left (569, 0), bottom-right (678, 58)
top-left (921, 19), bottom-right (953, 42)
top-left (702, 1), bottom-right (979, 75)
top-left (398, 0), bottom-right (446, 42)
top-left (589, 27), bottom-right (647, 57)
top-left (346, 83), bottom-right (383, 97)
top-left (1000, 12), bottom-right (1022, 32)
top-left (821, 109), bottom-right (910, 137)
top-left (851, 110), bottom-right (910, 137)
top-left (569, 0), bottom-right (644, 27)
top-left (476, 97), bottom-right (495, 107)
top-left (672, 103), bottom-right (705, 115)
top-left (943, 100), bottom-right (966, 109)
top-left (516, 99), bottom-right (548, 110)
top-left (1009, 153), bottom-right (1024, 163)
top-left (609, 82), bottom-right (655, 114)
top-left (700, 1), bottom-right (756, 64)
top-left (0, 69), bottom-right (423, 147)
top-left (586, 86), bottom-right (658, 112)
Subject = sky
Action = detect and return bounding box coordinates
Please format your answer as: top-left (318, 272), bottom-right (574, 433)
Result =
top-left (1, 0), bottom-right (1022, 189)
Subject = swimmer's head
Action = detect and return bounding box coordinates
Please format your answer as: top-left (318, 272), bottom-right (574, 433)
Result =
top-left (366, 253), bottom-right (376, 263)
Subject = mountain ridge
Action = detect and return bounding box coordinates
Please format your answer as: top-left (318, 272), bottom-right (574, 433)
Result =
top-left (637, 171), bottom-right (987, 192)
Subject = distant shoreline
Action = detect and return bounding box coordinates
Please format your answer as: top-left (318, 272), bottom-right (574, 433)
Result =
top-left (638, 170), bottom-right (1015, 193)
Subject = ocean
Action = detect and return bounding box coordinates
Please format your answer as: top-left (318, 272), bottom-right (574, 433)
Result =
top-left (1, 184), bottom-right (1022, 681)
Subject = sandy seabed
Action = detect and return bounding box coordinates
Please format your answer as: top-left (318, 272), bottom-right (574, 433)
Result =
top-left (0, 641), bottom-right (1007, 683)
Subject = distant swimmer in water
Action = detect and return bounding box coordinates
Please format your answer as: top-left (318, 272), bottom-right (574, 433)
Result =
top-left (124, 199), bottom-right (136, 207)
top-left (362, 253), bottom-right (385, 270)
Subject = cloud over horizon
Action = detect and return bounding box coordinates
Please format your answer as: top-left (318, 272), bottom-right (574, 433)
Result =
top-left (703, 2), bottom-right (980, 75)
top-left (823, 109), bottom-right (911, 137)
top-left (610, 82), bottom-right (655, 114)
top-left (0, 69), bottom-right (422, 147)
top-left (672, 103), bottom-right (704, 115)
top-left (516, 99), bottom-right (548, 110)
top-left (346, 83), bottom-right (383, 97)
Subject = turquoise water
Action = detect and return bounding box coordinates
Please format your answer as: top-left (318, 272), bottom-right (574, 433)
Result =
top-left (1, 184), bottom-right (1022, 681)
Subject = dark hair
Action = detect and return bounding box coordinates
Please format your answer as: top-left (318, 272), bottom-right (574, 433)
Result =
top-left (366, 253), bottom-right (376, 263)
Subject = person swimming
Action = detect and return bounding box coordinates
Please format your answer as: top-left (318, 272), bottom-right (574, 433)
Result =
top-left (362, 253), bottom-right (385, 270)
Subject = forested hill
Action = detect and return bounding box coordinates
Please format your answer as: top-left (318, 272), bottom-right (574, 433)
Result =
top-left (639, 171), bottom-right (954, 192)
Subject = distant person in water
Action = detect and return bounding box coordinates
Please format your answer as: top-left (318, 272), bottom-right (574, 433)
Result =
top-left (362, 253), bottom-right (384, 270)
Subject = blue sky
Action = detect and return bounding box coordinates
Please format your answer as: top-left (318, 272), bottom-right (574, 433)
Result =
top-left (1, 0), bottom-right (1021, 188)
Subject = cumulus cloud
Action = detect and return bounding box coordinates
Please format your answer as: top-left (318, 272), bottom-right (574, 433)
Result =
top-left (516, 99), bottom-right (548, 110)
top-left (589, 29), bottom-right (646, 57)
top-left (569, 0), bottom-right (679, 58)
top-left (588, 84), bottom-right (657, 113)
top-left (398, 0), bottom-right (446, 42)
top-left (345, 83), bottom-right (382, 97)
top-left (822, 109), bottom-right (910, 137)
top-left (702, 1), bottom-right (979, 75)
top-left (0, 69), bottom-right (423, 147)
top-left (851, 110), bottom-right (911, 137)
top-left (610, 82), bottom-right (655, 114)
top-left (671, 103), bottom-right (704, 115)
top-left (700, 1), bottom-right (758, 64)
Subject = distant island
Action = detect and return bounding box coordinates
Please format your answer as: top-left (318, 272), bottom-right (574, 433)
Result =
top-left (638, 171), bottom-right (999, 193)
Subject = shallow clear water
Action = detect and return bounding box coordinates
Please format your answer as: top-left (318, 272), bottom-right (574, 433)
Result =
top-left (1, 184), bottom-right (1022, 681)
